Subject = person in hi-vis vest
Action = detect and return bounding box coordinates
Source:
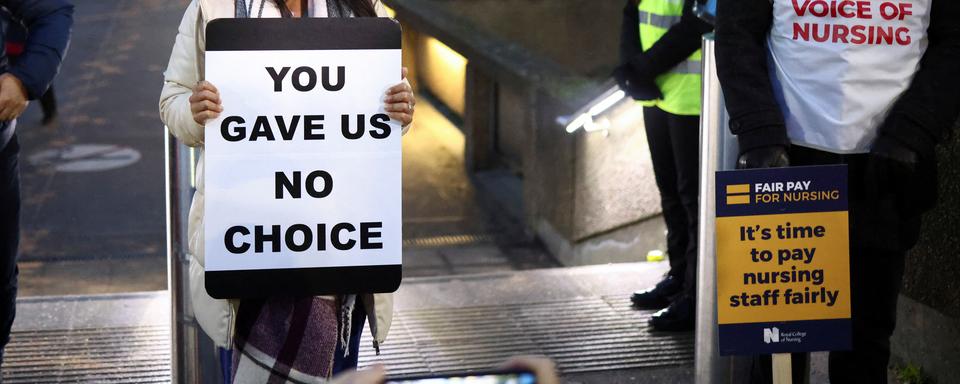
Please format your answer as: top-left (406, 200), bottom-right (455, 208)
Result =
top-left (616, 0), bottom-right (712, 332)
top-left (717, 0), bottom-right (960, 382)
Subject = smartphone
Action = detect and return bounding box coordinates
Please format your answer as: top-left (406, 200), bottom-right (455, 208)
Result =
top-left (385, 369), bottom-right (537, 384)
top-left (694, 0), bottom-right (717, 25)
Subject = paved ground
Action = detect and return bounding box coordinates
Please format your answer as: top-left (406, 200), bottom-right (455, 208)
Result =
top-left (16, 0), bottom-right (187, 295)
top-left (361, 263), bottom-right (693, 383)
top-left (4, 292), bottom-right (171, 383)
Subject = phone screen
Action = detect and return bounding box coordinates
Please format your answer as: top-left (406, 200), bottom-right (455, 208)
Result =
top-left (386, 371), bottom-right (537, 384)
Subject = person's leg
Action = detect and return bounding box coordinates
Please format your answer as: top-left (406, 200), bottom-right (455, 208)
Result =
top-left (0, 135), bottom-right (20, 365)
top-left (781, 147), bottom-right (909, 383)
top-left (828, 246), bottom-right (905, 383)
top-left (643, 107), bottom-right (687, 270)
top-left (40, 87), bottom-right (57, 125)
top-left (647, 112), bottom-right (700, 332)
top-left (218, 347), bottom-right (233, 384)
top-left (333, 298), bottom-right (367, 374)
top-left (828, 154), bottom-right (911, 383)
top-left (644, 106), bottom-right (689, 276)
top-left (331, 300), bottom-right (367, 374)
top-left (632, 106), bottom-right (687, 308)
top-left (666, 113), bottom-right (701, 298)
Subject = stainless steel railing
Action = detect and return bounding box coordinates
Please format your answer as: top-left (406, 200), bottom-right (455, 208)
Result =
top-left (165, 130), bottom-right (214, 383)
top-left (695, 33), bottom-right (739, 384)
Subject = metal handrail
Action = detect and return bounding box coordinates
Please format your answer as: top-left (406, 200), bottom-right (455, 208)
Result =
top-left (695, 33), bottom-right (738, 384)
top-left (165, 129), bottom-right (206, 383)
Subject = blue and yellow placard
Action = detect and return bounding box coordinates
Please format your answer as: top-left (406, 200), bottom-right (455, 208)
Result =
top-left (716, 165), bottom-right (851, 355)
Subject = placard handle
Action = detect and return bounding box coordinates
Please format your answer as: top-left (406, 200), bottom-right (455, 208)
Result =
top-left (773, 353), bottom-right (793, 384)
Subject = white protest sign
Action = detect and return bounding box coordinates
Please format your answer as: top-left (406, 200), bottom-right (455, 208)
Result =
top-left (203, 18), bottom-right (402, 298)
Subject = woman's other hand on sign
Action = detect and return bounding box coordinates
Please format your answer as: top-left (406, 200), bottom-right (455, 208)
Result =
top-left (384, 67), bottom-right (415, 127)
top-left (190, 80), bottom-right (223, 126)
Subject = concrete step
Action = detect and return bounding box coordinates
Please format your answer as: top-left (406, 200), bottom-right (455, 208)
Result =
top-left (363, 261), bottom-right (694, 383)
top-left (3, 291), bottom-right (171, 383)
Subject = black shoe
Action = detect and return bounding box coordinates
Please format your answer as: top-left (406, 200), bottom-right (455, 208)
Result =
top-left (631, 275), bottom-right (682, 309)
top-left (649, 295), bottom-right (695, 332)
top-left (41, 111), bottom-right (57, 126)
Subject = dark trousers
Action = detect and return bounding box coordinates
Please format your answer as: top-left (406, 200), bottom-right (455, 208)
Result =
top-left (643, 106), bottom-right (701, 296)
top-left (749, 146), bottom-right (915, 383)
top-left (332, 300), bottom-right (366, 374)
top-left (0, 135), bottom-right (20, 365)
top-left (40, 87), bottom-right (56, 120)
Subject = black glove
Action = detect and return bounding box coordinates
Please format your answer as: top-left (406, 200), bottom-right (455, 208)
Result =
top-left (865, 134), bottom-right (935, 216)
top-left (613, 64), bottom-right (662, 102)
top-left (869, 135), bottom-right (919, 172)
top-left (736, 145), bottom-right (790, 169)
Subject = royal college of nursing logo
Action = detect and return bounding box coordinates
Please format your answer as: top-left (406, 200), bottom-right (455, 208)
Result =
top-left (763, 327), bottom-right (807, 344)
top-left (764, 327), bottom-right (780, 344)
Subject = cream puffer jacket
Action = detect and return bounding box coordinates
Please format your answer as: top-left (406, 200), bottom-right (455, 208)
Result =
top-left (159, 0), bottom-right (395, 349)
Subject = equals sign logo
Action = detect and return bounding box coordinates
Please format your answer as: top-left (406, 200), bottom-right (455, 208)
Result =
top-left (726, 184), bottom-right (751, 205)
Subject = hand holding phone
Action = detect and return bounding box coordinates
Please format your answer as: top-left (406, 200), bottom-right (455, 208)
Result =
top-left (385, 369), bottom-right (537, 384)
top-left (384, 356), bottom-right (558, 384)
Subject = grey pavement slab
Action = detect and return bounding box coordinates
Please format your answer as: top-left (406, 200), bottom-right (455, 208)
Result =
top-left (12, 291), bottom-right (169, 332)
top-left (394, 261), bottom-right (670, 311)
top-left (17, 257), bottom-right (167, 297)
top-left (4, 292), bottom-right (171, 383)
top-left (18, 0), bottom-right (186, 264)
top-left (16, 0), bottom-right (189, 297)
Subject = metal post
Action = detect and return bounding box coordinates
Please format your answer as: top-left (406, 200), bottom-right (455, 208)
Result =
top-left (165, 130), bottom-right (203, 383)
top-left (695, 33), bottom-right (739, 384)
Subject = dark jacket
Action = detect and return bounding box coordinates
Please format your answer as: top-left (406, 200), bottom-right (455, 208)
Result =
top-left (0, 0), bottom-right (73, 148)
top-left (2, 0), bottom-right (72, 100)
top-left (715, 0), bottom-right (960, 156)
top-left (620, 0), bottom-right (713, 81)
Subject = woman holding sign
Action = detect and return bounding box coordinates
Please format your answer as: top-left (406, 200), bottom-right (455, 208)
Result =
top-left (159, 0), bottom-right (414, 382)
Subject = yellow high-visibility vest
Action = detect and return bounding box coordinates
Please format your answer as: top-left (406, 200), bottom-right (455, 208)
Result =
top-left (638, 0), bottom-right (702, 116)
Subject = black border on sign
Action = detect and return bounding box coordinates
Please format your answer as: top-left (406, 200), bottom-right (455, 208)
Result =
top-left (206, 18), bottom-right (401, 51)
top-left (206, 265), bottom-right (402, 299)
top-left (203, 17), bottom-right (403, 300)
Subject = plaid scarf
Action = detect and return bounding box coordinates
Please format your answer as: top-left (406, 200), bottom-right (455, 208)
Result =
top-left (231, 297), bottom-right (340, 383)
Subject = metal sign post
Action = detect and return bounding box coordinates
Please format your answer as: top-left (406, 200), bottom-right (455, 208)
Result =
top-left (695, 33), bottom-right (738, 384)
